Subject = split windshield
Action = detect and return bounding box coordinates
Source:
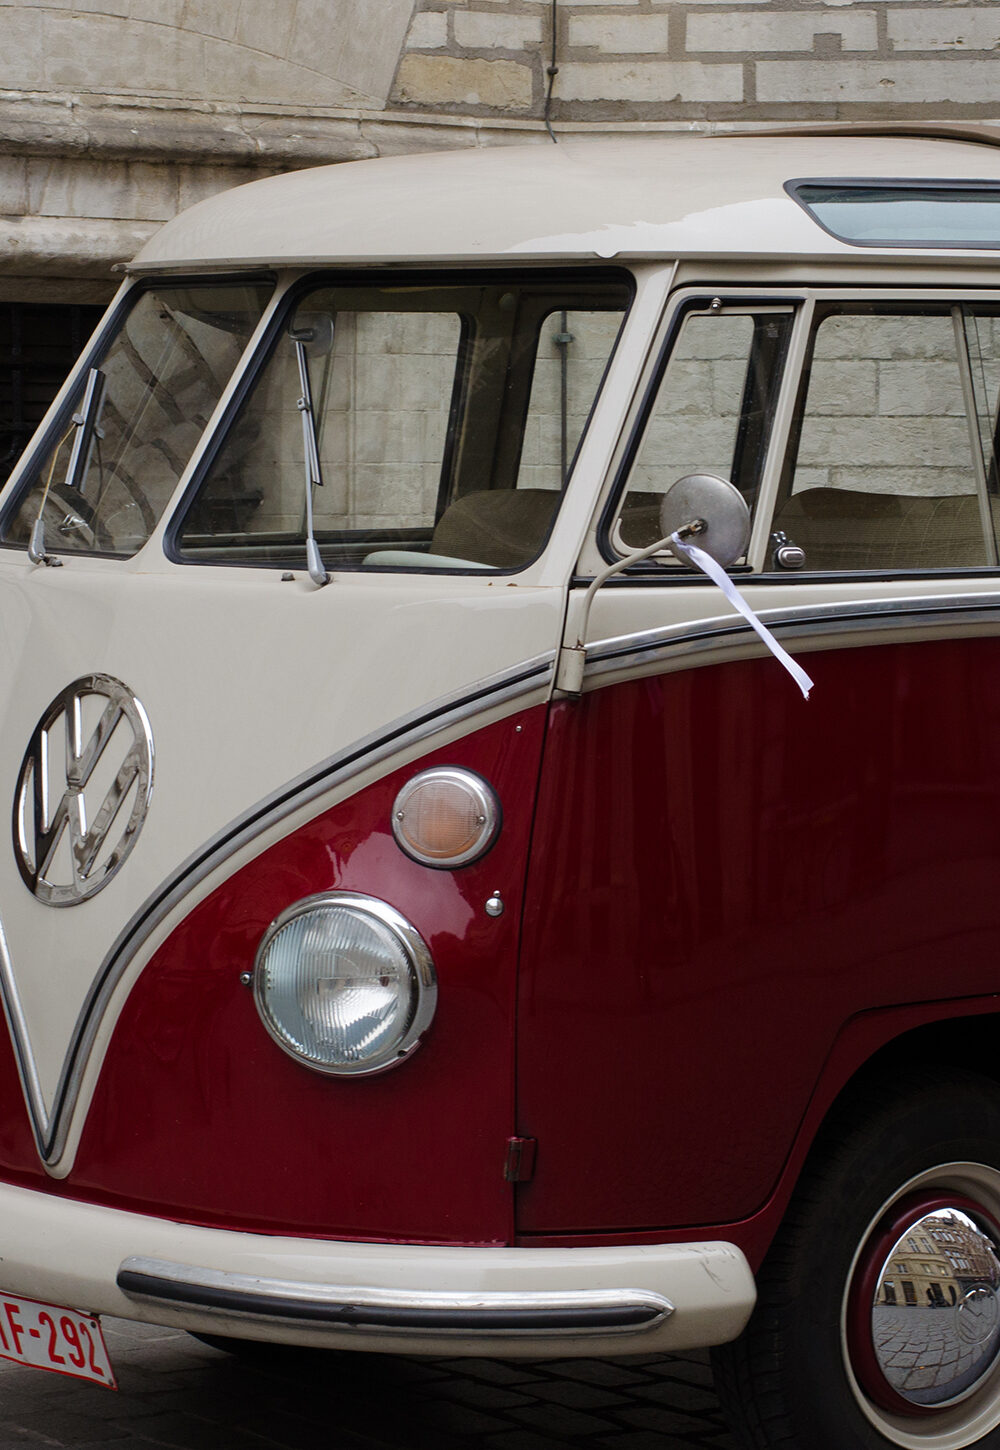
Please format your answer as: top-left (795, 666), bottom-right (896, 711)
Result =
top-left (2, 282), bottom-right (272, 558)
top-left (174, 272), bottom-right (631, 573)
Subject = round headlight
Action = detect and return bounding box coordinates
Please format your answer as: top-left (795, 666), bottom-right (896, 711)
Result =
top-left (391, 767), bottom-right (500, 868)
top-left (253, 893), bottom-right (437, 1076)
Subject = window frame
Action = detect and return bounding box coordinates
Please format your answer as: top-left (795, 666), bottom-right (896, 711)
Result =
top-left (772, 297), bottom-right (1000, 578)
top-left (597, 285), bottom-right (1000, 589)
top-left (597, 292), bottom-right (800, 572)
top-left (164, 266), bottom-right (635, 577)
top-left (0, 272), bottom-right (276, 562)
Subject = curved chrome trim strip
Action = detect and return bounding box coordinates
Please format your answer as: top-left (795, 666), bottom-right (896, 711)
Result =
top-left (582, 593), bottom-right (1000, 687)
top-left (117, 1256), bottom-right (673, 1338)
top-left (14, 652), bottom-right (553, 1165)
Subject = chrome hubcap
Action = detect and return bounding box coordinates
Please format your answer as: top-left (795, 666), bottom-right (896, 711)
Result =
top-left (850, 1195), bottom-right (1000, 1413)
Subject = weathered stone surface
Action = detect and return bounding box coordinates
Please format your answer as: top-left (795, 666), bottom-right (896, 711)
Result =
top-left (569, 15), bottom-right (673, 54)
top-left (234, 0), bottom-right (297, 58)
top-left (407, 11), bottom-right (448, 49)
top-left (180, 0), bottom-right (238, 43)
top-left (887, 9), bottom-right (1000, 52)
top-left (557, 60), bottom-right (743, 103)
top-left (453, 11), bottom-right (543, 50)
top-left (2, 0), bottom-right (418, 109)
top-left (0, 214), bottom-right (155, 274)
top-left (1, 0), bottom-right (1000, 294)
top-left (0, 156), bottom-right (29, 213)
top-left (0, 93), bottom-right (553, 163)
top-left (0, 9), bottom-right (45, 89)
top-left (395, 54), bottom-right (533, 110)
top-left (686, 11), bottom-right (879, 54)
top-left (756, 57), bottom-right (1000, 104)
top-left (286, 0), bottom-right (417, 105)
top-left (26, 156), bottom-right (178, 220)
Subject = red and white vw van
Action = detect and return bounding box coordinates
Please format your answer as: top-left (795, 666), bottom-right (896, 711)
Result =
top-left (3, 126), bottom-right (1000, 1449)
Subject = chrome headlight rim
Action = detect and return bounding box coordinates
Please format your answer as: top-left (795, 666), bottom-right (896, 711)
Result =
top-left (252, 891), bottom-right (438, 1078)
top-left (391, 766), bottom-right (501, 869)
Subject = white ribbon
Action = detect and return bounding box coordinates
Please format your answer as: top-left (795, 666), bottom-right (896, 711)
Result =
top-left (670, 532), bottom-right (814, 701)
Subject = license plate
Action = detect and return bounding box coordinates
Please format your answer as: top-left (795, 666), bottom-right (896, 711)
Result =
top-left (0, 1291), bottom-right (116, 1388)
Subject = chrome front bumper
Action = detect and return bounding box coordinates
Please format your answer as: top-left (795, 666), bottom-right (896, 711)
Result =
top-left (0, 1182), bottom-right (756, 1357)
top-left (118, 1257), bottom-right (674, 1338)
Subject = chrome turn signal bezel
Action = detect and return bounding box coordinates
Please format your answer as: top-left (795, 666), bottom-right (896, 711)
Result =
top-left (391, 767), bottom-right (501, 869)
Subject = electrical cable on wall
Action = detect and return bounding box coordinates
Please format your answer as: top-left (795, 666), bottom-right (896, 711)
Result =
top-left (543, 0), bottom-right (558, 143)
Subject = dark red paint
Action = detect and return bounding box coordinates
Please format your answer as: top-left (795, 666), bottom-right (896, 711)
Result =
top-left (0, 637), bottom-right (997, 1260)
top-left (515, 638), bottom-right (1000, 1236)
top-left (51, 707), bottom-right (547, 1243)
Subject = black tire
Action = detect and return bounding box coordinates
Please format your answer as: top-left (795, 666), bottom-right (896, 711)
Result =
top-left (712, 1069), bottom-right (1000, 1450)
top-left (187, 1331), bottom-right (279, 1360)
top-left (187, 1331), bottom-right (338, 1367)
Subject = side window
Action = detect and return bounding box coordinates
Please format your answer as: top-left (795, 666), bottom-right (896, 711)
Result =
top-left (775, 305), bottom-right (1000, 572)
top-left (616, 305), bottom-right (792, 552)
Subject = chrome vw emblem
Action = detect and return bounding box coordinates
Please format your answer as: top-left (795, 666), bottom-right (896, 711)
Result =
top-left (957, 1284), bottom-right (1000, 1347)
top-left (13, 675), bottom-right (153, 906)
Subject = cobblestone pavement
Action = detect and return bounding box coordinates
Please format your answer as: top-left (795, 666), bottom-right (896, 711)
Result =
top-left (0, 1317), bottom-right (739, 1450)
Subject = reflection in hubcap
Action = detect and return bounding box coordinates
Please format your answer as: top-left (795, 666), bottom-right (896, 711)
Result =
top-left (870, 1206), bottom-right (1000, 1408)
top-left (956, 1285), bottom-right (1000, 1348)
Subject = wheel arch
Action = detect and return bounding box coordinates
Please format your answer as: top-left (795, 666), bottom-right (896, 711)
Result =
top-left (715, 1054), bottom-right (1000, 1450)
top-left (745, 997), bottom-right (1000, 1273)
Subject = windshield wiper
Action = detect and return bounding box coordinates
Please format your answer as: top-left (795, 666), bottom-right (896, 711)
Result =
top-left (29, 366), bottom-right (106, 565)
top-left (292, 336), bottom-right (329, 588)
top-left (65, 367), bottom-right (107, 498)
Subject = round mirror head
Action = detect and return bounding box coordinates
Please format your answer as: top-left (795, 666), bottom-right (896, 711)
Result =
top-left (289, 311), bottom-right (335, 357)
top-left (659, 473), bottom-right (751, 568)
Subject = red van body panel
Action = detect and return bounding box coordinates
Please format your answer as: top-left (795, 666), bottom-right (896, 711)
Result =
top-left (0, 634), bottom-right (994, 1266)
top-left (515, 637), bottom-right (1000, 1235)
top-left (0, 707), bottom-right (547, 1244)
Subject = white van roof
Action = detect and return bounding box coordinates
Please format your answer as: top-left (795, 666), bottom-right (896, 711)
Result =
top-left (129, 129), bottom-right (1000, 274)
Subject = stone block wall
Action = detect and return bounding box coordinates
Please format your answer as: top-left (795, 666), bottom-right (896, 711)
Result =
top-left (3, 0), bottom-right (1000, 502)
top-left (395, 0), bottom-right (1000, 123)
top-left (2, 0), bottom-right (1000, 298)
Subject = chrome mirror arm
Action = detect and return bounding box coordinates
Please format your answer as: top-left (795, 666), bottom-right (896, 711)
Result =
top-left (555, 521), bottom-right (703, 696)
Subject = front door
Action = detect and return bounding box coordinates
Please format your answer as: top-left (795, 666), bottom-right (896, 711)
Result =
top-left (517, 289), bottom-right (1000, 1237)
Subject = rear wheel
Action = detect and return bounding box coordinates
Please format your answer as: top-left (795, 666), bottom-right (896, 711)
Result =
top-left (712, 1072), bottom-right (1000, 1449)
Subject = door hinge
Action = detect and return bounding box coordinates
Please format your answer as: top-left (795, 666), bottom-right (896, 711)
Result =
top-left (504, 1136), bottom-right (537, 1182)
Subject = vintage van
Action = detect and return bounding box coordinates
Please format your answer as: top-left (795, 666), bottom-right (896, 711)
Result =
top-left (3, 125), bottom-right (1000, 1449)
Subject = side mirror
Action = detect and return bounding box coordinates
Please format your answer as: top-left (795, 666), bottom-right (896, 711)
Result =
top-left (659, 473), bottom-right (750, 568)
top-left (558, 469), bottom-right (812, 701)
top-left (289, 312), bottom-right (335, 357)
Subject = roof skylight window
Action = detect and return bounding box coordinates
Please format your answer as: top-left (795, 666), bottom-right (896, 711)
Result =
top-left (788, 181), bottom-right (1000, 249)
